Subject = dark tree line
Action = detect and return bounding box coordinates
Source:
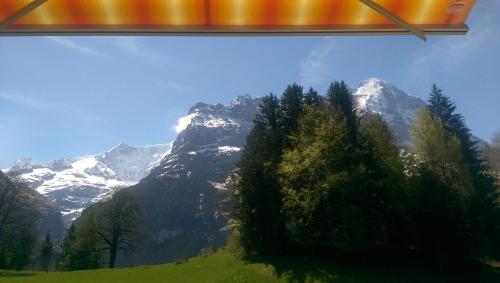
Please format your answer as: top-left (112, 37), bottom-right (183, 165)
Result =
top-left (235, 81), bottom-right (500, 270)
top-left (1, 171), bottom-right (144, 271)
top-left (60, 189), bottom-right (144, 270)
top-left (0, 171), bottom-right (38, 270)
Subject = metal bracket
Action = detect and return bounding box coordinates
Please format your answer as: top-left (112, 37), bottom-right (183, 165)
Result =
top-left (358, 0), bottom-right (427, 41)
top-left (0, 0), bottom-right (48, 29)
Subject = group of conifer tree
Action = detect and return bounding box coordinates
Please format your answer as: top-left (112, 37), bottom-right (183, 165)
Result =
top-left (235, 81), bottom-right (500, 270)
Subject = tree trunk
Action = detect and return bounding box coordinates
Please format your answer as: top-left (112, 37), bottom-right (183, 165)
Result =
top-left (109, 244), bottom-right (117, 268)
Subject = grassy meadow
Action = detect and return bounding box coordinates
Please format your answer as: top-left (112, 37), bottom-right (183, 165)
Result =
top-left (1, 249), bottom-right (499, 283)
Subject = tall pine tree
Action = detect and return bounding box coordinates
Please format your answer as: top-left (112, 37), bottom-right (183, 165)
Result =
top-left (237, 94), bottom-right (286, 254)
top-left (303, 87), bottom-right (322, 107)
top-left (327, 81), bottom-right (358, 142)
top-left (426, 85), bottom-right (500, 260)
top-left (279, 83), bottom-right (304, 140)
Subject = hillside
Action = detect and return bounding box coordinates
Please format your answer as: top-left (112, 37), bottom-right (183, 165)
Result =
top-left (1, 249), bottom-right (499, 283)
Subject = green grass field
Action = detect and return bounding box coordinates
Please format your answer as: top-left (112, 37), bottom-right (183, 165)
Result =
top-left (1, 249), bottom-right (499, 283)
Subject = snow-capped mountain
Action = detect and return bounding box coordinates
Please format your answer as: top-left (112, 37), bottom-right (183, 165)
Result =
top-left (4, 143), bottom-right (172, 223)
top-left (353, 78), bottom-right (427, 145)
top-left (121, 95), bottom-right (261, 265)
top-left (117, 83), bottom-right (427, 265)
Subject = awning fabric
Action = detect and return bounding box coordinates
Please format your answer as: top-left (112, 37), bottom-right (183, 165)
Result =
top-left (0, 0), bottom-right (476, 37)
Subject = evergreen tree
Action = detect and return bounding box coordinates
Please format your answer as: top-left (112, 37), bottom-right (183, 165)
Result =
top-left (279, 84), bottom-right (304, 139)
top-left (426, 85), bottom-right (500, 260)
top-left (279, 107), bottom-right (408, 257)
top-left (61, 223), bottom-right (77, 270)
top-left (65, 208), bottom-right (103, 270)
top-left (40, 233), bottom-right (53, 272)
top-left (303, 87), bottom-right (322, 107)
top-left (237, 94), bottom-right (286, 254)
top-left (279, 105), bottom-right (355, 249)
top-left (358, 113), bottom-right (410, 255)
top-left (327, 81), bottom-right (357, 142)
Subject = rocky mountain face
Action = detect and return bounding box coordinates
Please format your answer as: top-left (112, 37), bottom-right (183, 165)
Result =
top-left (120, 95), bottom-right (261, 265)
top-left (4, 143), bottom-right (171, 224)
top-left (353, 78), bottom-right (427, 146)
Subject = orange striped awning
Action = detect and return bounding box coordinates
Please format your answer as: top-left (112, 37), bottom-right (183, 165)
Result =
top-left (0, 0), bottom-right (476, 38)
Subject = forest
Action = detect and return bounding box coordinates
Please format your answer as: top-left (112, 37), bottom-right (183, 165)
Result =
top-left (235, 81), bottom-right (500, 271)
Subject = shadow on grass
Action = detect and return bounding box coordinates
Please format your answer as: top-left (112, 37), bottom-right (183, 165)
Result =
top-left (0, 271), bottom-right (35, 277)
top-left (243, 254), bottom-right (500, 283)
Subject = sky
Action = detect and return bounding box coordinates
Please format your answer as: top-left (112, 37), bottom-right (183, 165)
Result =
top-left (1, 1), bottom-right (499, 168)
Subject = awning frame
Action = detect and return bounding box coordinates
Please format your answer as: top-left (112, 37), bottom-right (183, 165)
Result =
top-left (0, 0), bottom-right (47, 29)
top-left (0, 0), bottom-right (469, 39)
top-left (358, 0), bottom-right (427, 41)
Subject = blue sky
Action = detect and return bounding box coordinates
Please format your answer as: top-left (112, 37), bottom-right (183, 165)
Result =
top-left (1, 1), bottom-right (499, 167)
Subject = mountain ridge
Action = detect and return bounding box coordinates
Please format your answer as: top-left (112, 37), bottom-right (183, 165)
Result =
top-left (3, 142), bottom-right (172, 223)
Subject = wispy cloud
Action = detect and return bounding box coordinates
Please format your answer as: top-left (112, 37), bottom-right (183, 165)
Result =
top-left (407, 1), bottom-right (500, 74)
top-left (115, 37), bottom-right (140, 53)
top-left (0, 92), bottom-right (58, 111)
top-left (0, 92), bottom-right (109, 129)
top-left (157, 80), bottom-right (190, 93)
top-left (45, 37), bottom-right (105, 57)
top-left (114, 37), bottom-right (171, 67)
top-left (300, 38), bottom-right (336, 87)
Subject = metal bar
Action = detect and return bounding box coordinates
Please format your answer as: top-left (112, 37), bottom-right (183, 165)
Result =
top-left (0, 0), bottom-right (48, 29)
top-left (358, 0), bottom-right (427, 41)
top-left (0, 24), bottom-right (468, 37)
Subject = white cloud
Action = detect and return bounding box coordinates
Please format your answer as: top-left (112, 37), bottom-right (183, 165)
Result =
top-left (407, 1), bottom-right (500, 74)
top-left (300, 37), bottom-right (336, 87)
top-left (172, 113), bottom-right (196, 133)
top-left (45, 37), bottom-right (105, 57)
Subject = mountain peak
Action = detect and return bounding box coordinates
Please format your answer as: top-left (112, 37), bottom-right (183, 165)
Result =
top-left (363, 77), bottom-right (390, 85)
top-left (353, 78), bottom-right (426, 145)
top-left (230, 95), bottom-right (253, 106)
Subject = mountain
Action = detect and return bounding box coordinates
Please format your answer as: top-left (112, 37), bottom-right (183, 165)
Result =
top-left (120, 95), bottom-right (260, 265)
top-left (3, 143), bottom-right (172, 224)
top-left (117, 82), bottom-right (429, 265)
top-left (353, 78), bottom-right (427, 145)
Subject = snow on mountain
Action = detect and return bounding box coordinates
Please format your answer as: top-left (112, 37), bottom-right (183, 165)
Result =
top-left (353, 78), bottom-right (427, 145)
top-left (3, 143), bottom-right (172, 223)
